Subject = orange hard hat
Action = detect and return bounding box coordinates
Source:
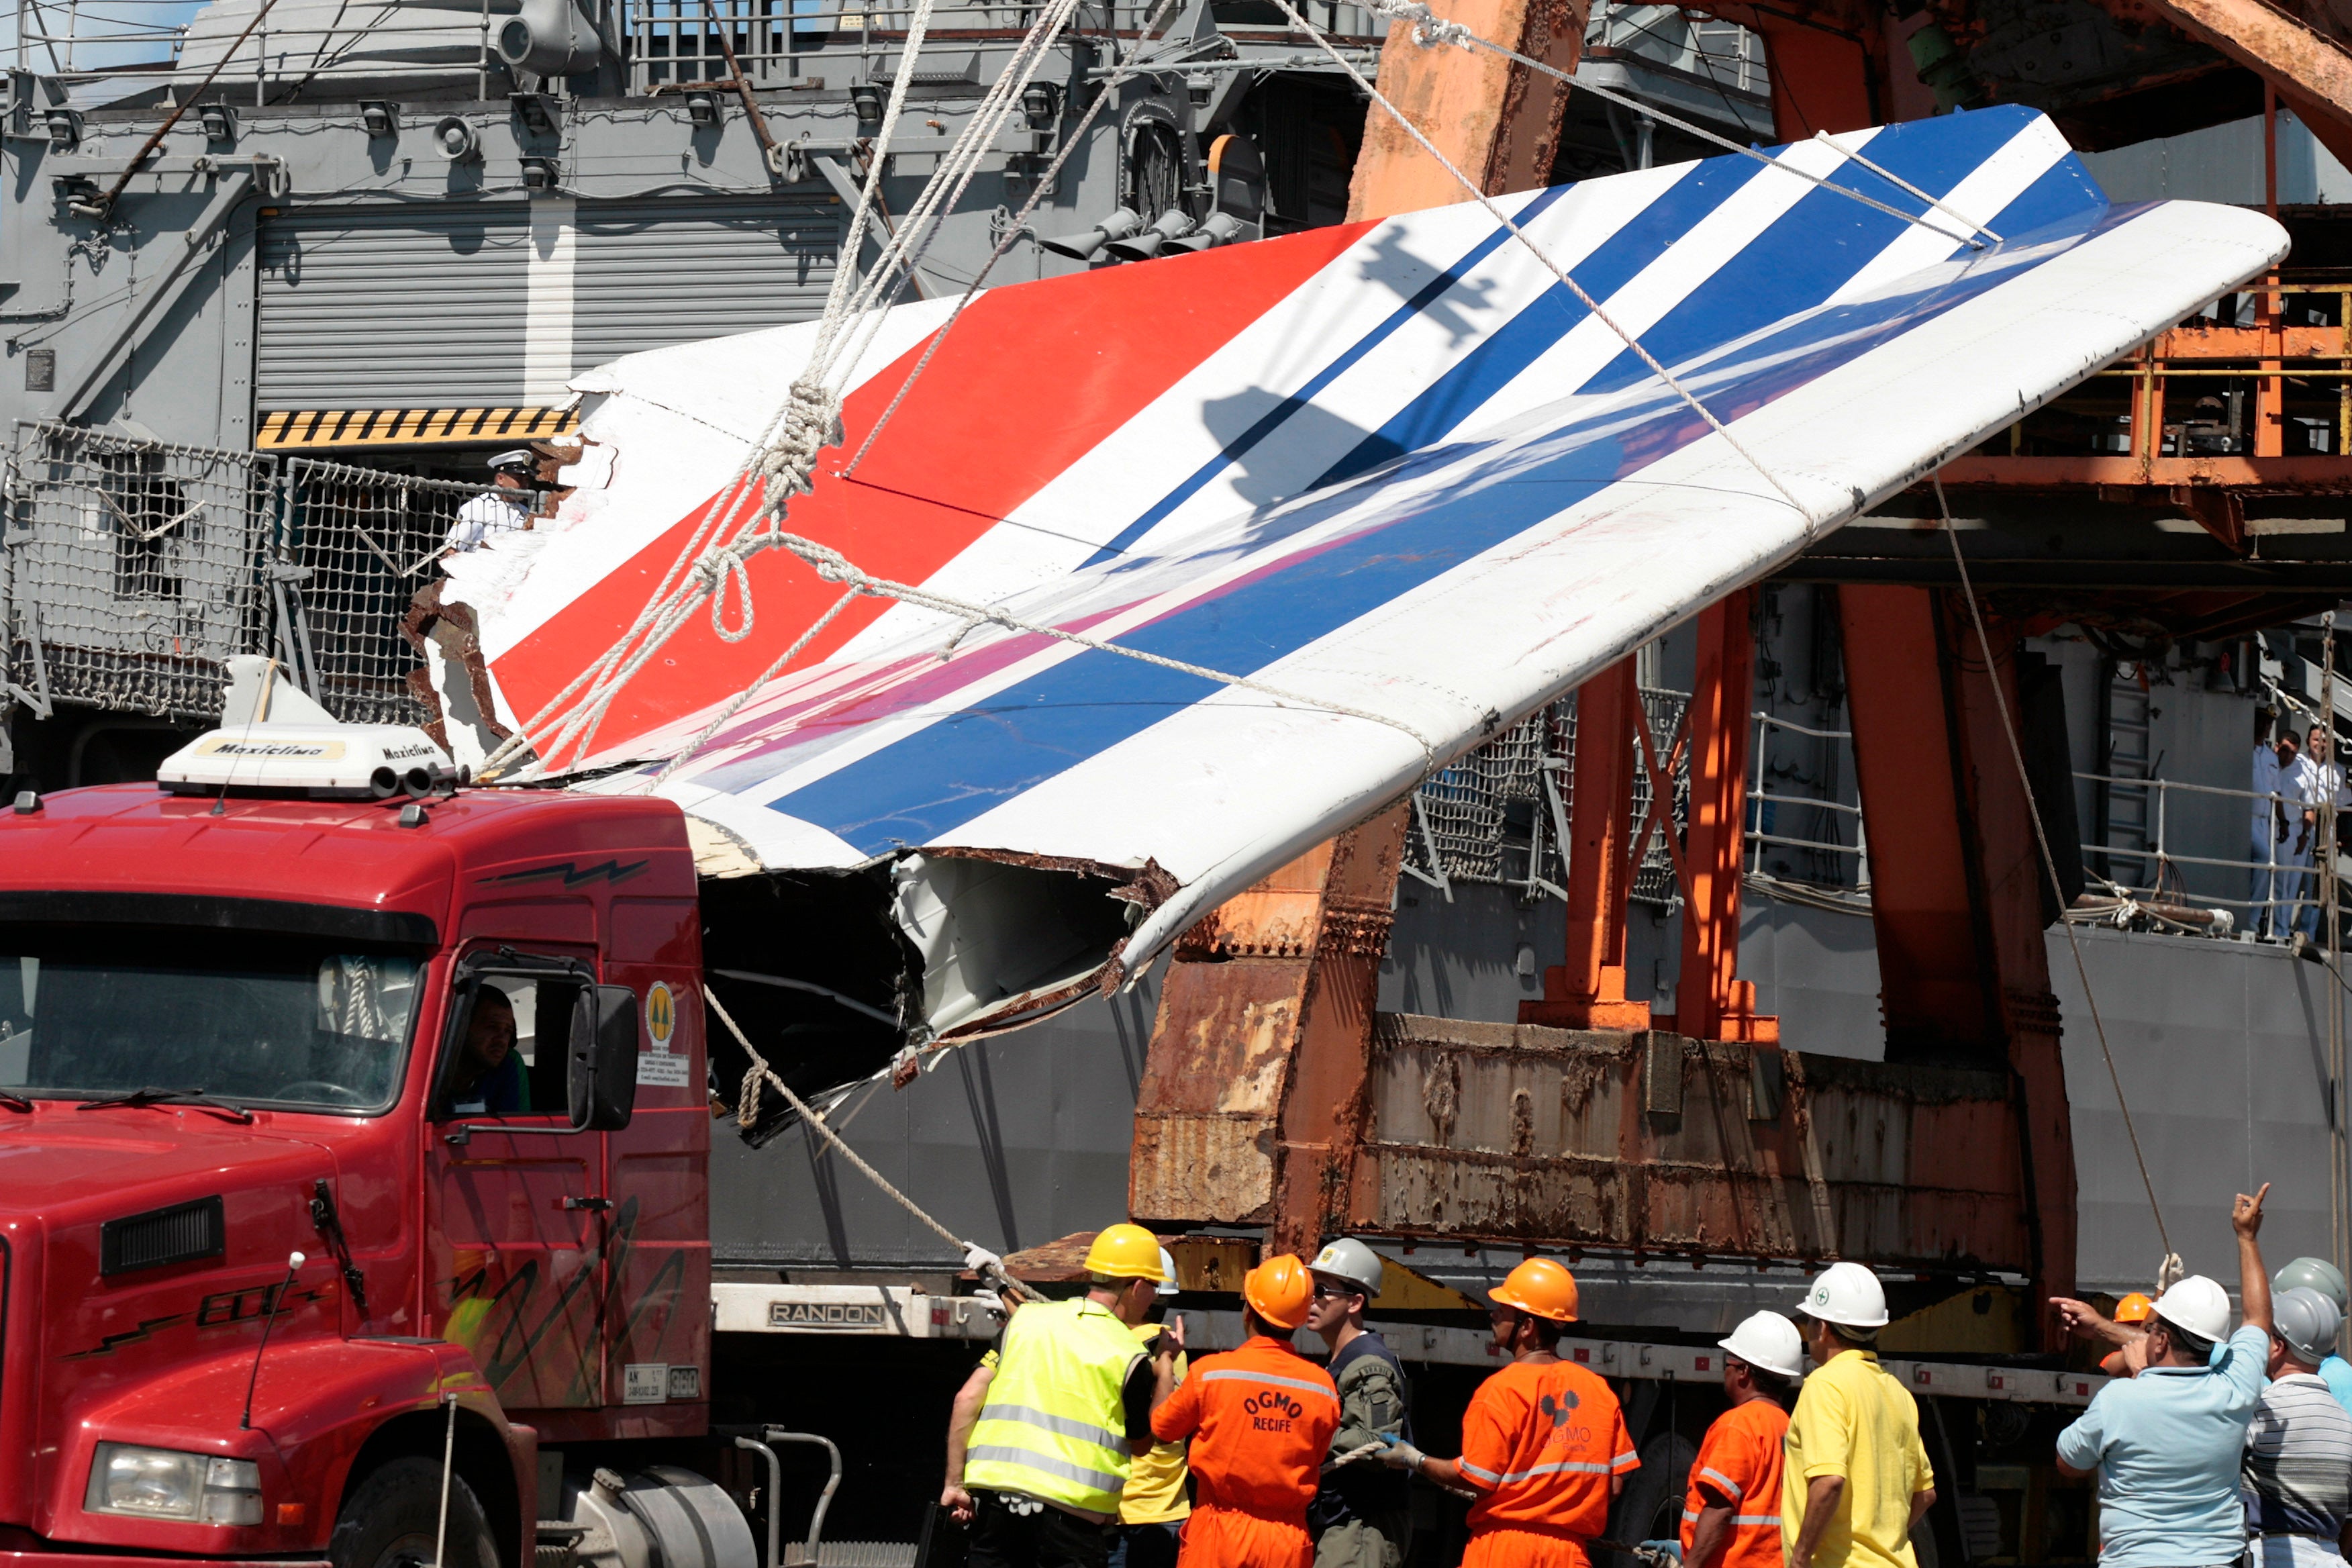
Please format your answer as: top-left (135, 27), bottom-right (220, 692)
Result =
top-left (1491, 1257), bottom-right (1581, 1323)
top-left (1244, 1254), bottom-right (1315, 1330)
top-left (2114, 1292), bottom-right (2155, 1325)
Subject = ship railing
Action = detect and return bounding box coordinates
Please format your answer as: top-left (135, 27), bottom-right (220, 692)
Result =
top-left (13, 0), bottom-right (1389, 95)
top-left (1745, 709), bottom-right (1863, 884)
top-left (1408, 695), bottom-right (1868, 912)
top-left (2074, 766), bottom-right (2339, 938)
top-left (626, 0), bottom-right (1387, 91)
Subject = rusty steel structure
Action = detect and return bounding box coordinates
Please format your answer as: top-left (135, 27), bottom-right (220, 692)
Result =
top-left (1359, 1018), bottom-right (2032, 1269)
top-left (1129, 0), bottom-right (2352, 1346)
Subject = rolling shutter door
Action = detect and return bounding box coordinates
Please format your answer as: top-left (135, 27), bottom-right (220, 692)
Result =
top-left (256, 196), bottom-right (843, 415)
top-left (569, 196), bottom-right (843, 367)
top-left (258, 205), bottom-right (533, 409)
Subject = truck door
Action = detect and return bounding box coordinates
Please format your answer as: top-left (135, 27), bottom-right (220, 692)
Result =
top-left (601, 897), bottom-right (708, 1420)
top-left (428, 948), bottom-right (607, 1410)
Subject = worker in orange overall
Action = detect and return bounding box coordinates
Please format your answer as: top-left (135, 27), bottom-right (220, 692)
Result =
top-left (1680, 1312), bottom-right (1804, 1568)
top-left (1375, 1257), bottom-right (1637, 1568)
top-left (1148, 1255), bottom-right (1340, 1568)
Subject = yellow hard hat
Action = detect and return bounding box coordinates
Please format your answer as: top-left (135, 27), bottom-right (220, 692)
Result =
top-left (1244, 1254), bottom-right (1315, 1330)
top-left (1084, 1223), bottom-right (1168, 1282)
top-left (1490, 1257), bottom-right (1580, 1323)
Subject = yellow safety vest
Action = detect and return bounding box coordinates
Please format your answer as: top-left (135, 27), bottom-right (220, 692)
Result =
top-left (965, 1297), bottom-right (1143, 1516)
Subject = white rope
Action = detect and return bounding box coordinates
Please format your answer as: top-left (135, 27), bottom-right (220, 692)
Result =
top-left (702, 983), bottom-right (1044, 1303)
top-left (1266, 0), bottom-right (1818, 527)
top-left (1324, 1441), bottom-right (1387, 1473)
top-left (1931, 471), bottom-right (2178, 1283)
top-left (842, 0), bottom-right (1189, 477)
top-left (479, 0), bottom-right (1091, 780)
top-left (1812, 131), bottom-right (2002, 244)
top-left (648, 586), bottom-right (861, 787)
top-left (754, 530), bottom-right (1444, 769)
top-left (1356, 0), bottom-right (1992, 250)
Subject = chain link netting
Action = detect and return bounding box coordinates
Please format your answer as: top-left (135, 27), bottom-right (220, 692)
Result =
top-left (4, 422), bottom-right (276, 719)
top-left (4, 423), bottom-right (496, 728)
top-left (1406, 685), bottom-right (1692, 908)
top-left (281, 458), bottom-right (483, 726)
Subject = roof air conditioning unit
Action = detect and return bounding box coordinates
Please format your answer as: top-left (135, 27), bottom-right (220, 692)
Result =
top-left (495, 0), bottom-right (604, 77)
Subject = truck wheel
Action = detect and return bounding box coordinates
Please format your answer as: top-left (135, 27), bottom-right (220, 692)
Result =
top-left (331, 1456), bottom-right (501, 1568)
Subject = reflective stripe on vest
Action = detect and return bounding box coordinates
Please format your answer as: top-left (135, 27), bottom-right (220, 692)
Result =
top-left (963, 1298), bottom-right (1141, 1515)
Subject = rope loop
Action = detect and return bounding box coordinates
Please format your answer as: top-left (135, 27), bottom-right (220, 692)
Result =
top-left (699, 544), bottom-right (761, 643)
top-left (1362, 0), bottom-right (1473, 48)
top-left (758, 377), bottom-right (846, 514)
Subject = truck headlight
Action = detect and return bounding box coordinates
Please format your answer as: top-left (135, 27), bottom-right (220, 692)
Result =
top-left (85, 1444), bottom-right (262, 1526)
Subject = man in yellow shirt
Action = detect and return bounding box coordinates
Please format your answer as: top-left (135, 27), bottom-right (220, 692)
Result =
top-left (1783, 1263), bottom-right (1937, 1568)
top-left (1115, 1250), bottom-right (1191, 1568)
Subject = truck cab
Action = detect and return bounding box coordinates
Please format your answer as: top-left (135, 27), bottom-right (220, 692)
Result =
top-left (0, 667), bottom-right (731, 1568)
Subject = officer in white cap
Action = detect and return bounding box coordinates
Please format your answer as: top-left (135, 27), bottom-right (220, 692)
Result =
top-left (1680, 1312), bottom-right (1803, 1568)
top-left (2055, 1185), bottom-right (2275, 1568)
top-left (1304, 1238), bottom-right (1412, 1568)
top-left (444, 448), bottom-right (540, 556)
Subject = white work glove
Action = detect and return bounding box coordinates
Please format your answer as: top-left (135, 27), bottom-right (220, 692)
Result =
top-left (1377, 1435), bottom-right (1424, 1471)
top-left (969, 1289), bottom-right (1006, 1320)
top-left (965, 1244), bottom-right (1006, 1278)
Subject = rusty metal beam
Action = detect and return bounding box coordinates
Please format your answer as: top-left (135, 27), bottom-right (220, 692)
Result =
top-left (2097, 0), bottom-right (2352, 150)
top-left (1348, 1014), bottom-right (2036, 1271)
top-left (1939, 455), bottom-right (2352, 488)
top-left (1128, 805), bottom-right (1408, 1253)
top-left (1346, 0), bottom-right (1585, 218)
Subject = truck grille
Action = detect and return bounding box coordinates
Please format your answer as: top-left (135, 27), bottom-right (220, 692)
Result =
top-left (101, 1196), bottom-right (225, 1275)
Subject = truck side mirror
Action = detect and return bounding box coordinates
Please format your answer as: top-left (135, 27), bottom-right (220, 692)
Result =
top-left (566, 984), bottom-right (638, 1132)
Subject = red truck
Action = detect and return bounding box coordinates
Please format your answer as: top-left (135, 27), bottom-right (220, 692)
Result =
top-left (0, 686), bottom-right (763, 1568)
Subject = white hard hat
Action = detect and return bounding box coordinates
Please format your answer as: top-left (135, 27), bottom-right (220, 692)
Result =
top-left (1156, 1247), bottom-right (1181, 1298)
top-left (1309, 1236), bottom-right (1385, 1299)
top-left (1718, 1311), bottom-right (1806, 1379)
top-left (2153, 1275), bottom-right (2233, 1342)
top-left (1795, 1262), bottom-right (1890, 1329)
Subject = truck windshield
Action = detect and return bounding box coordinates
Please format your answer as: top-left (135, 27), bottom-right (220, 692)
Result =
top-left (0, 926), bottom-right (424, 1112)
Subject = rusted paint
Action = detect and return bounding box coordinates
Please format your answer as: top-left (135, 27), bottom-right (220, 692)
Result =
top-left (1348, 1014), bottom-right (2035, 1270)
top-left (2098, 0), bottom-right (2352, 158)
top-left (1345, 0), bottom-right (1585, 222)
top-left (1129, 971), bottom-right (1305, 1221)
top-left (1129, 803), bottom-right (1410, 1238)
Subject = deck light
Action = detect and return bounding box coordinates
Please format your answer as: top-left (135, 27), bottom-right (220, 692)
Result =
top-left (1020, 81), bottom-right (1061, 128)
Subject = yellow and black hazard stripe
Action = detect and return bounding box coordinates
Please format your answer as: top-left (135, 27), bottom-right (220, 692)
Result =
top-left (256, 406), bottom-right (580, 451)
